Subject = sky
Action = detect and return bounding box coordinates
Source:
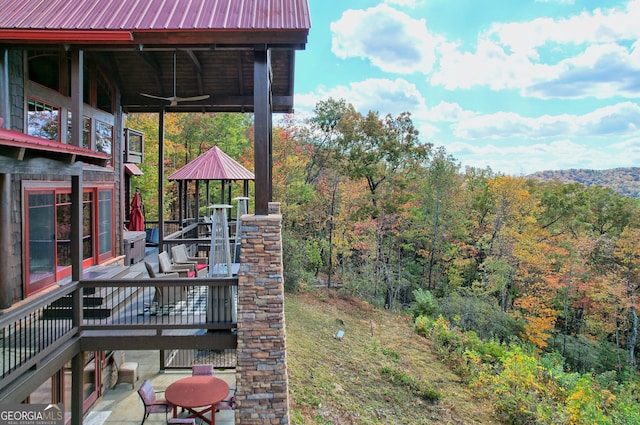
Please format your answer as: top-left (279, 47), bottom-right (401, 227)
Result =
top-left (292, 0), bottom-right (640, 175)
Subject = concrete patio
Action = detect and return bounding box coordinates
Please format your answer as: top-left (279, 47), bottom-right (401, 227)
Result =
top-left (86, 350), bottom-right (235, 425)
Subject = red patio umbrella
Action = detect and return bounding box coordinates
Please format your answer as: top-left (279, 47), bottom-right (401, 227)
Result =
top-left (129, 191), bottom-right (145, 231)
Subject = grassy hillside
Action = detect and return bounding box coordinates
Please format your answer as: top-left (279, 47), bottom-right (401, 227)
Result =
top-left (285, 289), bottom-right (503, 424)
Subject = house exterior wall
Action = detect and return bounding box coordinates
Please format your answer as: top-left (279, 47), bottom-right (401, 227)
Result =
top-left (8, 49), bottom-right (23, 132)
top-left (0, 48), bottom-right (124, 306)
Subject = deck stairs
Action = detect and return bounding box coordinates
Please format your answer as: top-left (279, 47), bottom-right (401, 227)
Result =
top-left (42, 266), bottom-right (144, 319)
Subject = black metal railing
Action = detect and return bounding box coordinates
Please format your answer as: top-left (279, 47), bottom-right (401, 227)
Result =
top-left (0, 276), bottom-right (237, 392)
top-left (79, 277), bottom-right (237, 331)
top-left (0, 283), bottom-right (78, 381)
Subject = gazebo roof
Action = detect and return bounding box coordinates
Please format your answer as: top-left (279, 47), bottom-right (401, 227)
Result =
top-left (168, 146), bottom-right (255, 181)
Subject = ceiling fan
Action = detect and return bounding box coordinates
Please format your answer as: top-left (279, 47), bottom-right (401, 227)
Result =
top-left (140, 52), bottom-right (210, 106)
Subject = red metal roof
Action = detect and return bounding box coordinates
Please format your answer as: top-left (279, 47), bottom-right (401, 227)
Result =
top-left (124, 163), bottom-right (144, 176)
top-left (168, 146), bottom-right (254, 181)
top-left (0, 128), bottom-right (109, 166)
top-left (0, 0), bottom-right (311, 31)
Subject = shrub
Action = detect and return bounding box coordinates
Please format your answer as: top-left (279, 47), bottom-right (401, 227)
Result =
top-left (283, 232), bottom-right (321, 292)
top-left (414, 315), bottom-right (432, 337)
top-left (493, 346), bottom-right (566, 424)
top-left (379, 366), bottom-right (441, 403)
top-left (565, 374), bottom-right (614, 425)
top-left (548, 334), bottom-right (623, 374)
top-left (410, 288), bottom-right (439, 318)
top-left (439, 292), bottom-right (523, 342)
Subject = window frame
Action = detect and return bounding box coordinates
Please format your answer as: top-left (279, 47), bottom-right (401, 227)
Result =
top-left (23, 182), bottom-right (116, 295)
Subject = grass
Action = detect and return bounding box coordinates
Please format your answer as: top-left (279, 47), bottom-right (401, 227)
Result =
top-left (286, 289), bottom-right (503, 424)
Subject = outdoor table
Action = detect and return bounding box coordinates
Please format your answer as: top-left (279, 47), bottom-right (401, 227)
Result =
top-left (165, 375), bottom-right (230, 425)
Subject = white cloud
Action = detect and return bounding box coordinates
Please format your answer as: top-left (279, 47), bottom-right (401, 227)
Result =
top-left (452, 102), bottom-right (640, 139)
top-left (442, 139), bottom-right (631, 175)
top-left (431, 0), bottom-right (640, 98)
top-left (383, 0), bottom-right (427, 7)
top-left (432, 39), bottom-right (559, 90)
top-left (426, 101), bottom-right (477, 122)
top-left (295, 78), bottom-right (428, 121)
top-left (525, 42), bottom-right (640, 98)
top-left (331, 4), bottom-right (439, 74)
top-left (490, 0), bottom-right (640, 55)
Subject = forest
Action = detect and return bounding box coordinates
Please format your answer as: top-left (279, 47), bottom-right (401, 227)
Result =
top-left (128, 98), bottom-right (640, 424)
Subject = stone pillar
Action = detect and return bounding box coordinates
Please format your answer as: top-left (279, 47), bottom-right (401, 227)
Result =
top-left (236, 202), bottom-right (290, 424)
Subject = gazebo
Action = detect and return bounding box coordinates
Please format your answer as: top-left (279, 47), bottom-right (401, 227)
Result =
top-left (168, 145), bottom-right (255, 226)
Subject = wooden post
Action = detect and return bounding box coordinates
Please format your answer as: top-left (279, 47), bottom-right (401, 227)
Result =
top-left (0, 173), bottom-right (11, 308)
top-left (253, 48), bottom-right (272, 215)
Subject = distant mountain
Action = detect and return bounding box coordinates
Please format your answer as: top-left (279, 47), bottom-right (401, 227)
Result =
top-left (528, 167), bottom-right (640, 198)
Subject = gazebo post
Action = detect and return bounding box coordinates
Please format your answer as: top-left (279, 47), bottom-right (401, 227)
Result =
top-left (206, 181), bottom-right (211, 209)
top-left (177, 180), bottom-right (183, 229)
top-left (195, 180), bottom-right (200, 223)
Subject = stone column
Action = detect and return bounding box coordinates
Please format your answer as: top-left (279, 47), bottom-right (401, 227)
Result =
top-left (236, 202), bottom-right (290, 424)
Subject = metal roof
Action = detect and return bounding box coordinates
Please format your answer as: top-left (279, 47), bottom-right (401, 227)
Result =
top-left (0, 128), bottom-right (109, 166)
top-left (168, 146), bottom-right (255, 181)
top-left (0, 0), bottom-right (310, 114)
top-left (0, 0), bottom-right (310, 31)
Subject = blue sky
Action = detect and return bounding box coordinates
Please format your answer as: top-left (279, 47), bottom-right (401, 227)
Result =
top-left (293, 0), bottom-right (640, 175)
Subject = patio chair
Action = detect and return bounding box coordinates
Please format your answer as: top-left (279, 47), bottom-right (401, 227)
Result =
top-left (137, 379), bottom-right (173, 425)
top-left (171, 244), bottom-right (208, 276)
top-left (215, 390), bottom-right (236, 411)
top-left (158, 251), bottom-right (195, 278)
top-left (145, 261), bottom-right (187, 305)
top-left (145, 261), bottom-right (179, 279)
top-left (191, 363), bottom-right (214, 376)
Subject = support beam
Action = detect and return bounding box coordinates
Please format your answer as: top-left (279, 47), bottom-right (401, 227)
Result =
top-left (158, 108), bottom-right (165, 248)
top-left (70, 352), bottom-right (83, 425)
top-left (253, 49), bottom-right (273, 215)
top-left (69, 50), bottom-right (83, 148)
top-left (0, 173), bottom-right (11, 308)
top-left (71, 175), bottom-right (83, 282)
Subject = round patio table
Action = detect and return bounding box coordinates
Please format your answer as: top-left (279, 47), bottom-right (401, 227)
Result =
top-left (165, 375), bottom-right (230, 425)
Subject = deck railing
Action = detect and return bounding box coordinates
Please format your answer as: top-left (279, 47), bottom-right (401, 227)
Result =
top-left (0, 276), bottom-right (237, 393)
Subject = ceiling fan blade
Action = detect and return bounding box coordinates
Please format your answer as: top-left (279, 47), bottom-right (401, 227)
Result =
top-left (140, 93), bottom-right (171, 102)
top-left (175, 94), bottom-right (210, 103)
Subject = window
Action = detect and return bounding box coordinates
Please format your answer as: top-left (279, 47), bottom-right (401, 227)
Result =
top-left (95, 121), bottom-right (113, 167)
top-left (96, 69), bottom-right (114, 114)
top-left (97, 189), bottom-right (113, 262)
top-left (27, 192), bottom-right (56, 293)
top-left (27, 99), bottom-right (60, 141)
top-left (27, 51), bottom-right (60, 91)
top-left (26, 51), bottom-right (116, 164)
top-left (124, 128), bottom-right (144, 163)
top-left (67, 113), bottom-right (91, 148)
top-left (24, 184), bottom-right (114, 294)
